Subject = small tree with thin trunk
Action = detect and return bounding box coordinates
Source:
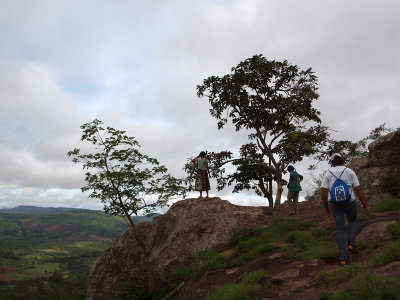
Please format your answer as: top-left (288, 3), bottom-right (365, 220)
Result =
top-left (68, 119), bottom-right (186, 254)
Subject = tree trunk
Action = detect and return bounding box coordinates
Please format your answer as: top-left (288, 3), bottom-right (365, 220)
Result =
top-left (274, 174), bottom-right (284, 207)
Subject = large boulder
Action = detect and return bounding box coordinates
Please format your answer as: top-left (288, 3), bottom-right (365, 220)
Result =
top-left (86, 197), bottom-right (268, 300)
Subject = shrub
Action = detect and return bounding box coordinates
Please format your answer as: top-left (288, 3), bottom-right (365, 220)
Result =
top-left (380, 172), bottom-right (400, 196)
top-left (387, 221), bottom-right (400, 239)
top-left (372, 197), bottom-right (400, 213)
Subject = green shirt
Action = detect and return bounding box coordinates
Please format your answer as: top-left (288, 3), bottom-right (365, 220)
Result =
top-left (288, 171), bottom-right (303, 192)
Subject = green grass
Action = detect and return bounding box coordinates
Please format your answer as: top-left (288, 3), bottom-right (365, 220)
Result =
top-left (371, 240), bottom-right (400, 267)
top-left (387, 220), bottom-right (400, 239)
top-left (319, 263), bottom-right (364, 287)
top-left (320, 273), bottom-right (400, 300)
top-left (204, 270), bottom-right (270, 300)
top-left (280, 226), bottom-right (337, 260)
top-left (356, 239), bottom-right (382, 251)
top-left (372, 197), bottom-right (400, 213)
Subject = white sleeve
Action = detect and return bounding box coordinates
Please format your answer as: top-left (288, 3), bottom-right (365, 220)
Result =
top-left (321, 171), bottom-right (330, 189)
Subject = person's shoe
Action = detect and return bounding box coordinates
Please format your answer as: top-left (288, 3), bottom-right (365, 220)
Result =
top-left (348, 245), bottom-right (359, 254)
top-left (340, 260), bottom-right (349, 266)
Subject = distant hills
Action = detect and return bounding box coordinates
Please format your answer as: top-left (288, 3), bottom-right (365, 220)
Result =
top-left (0, 205), bottom-right (161, 222)
top-left (0, 206), bottom-right (160, 284)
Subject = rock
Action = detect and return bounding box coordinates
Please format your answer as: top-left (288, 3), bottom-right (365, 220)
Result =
top-left (357, 220), bottom-right (397, 241)
top-left (86, 197), bottom-right (268, 300)
top-left (347, 129), bottom-right (400, 207)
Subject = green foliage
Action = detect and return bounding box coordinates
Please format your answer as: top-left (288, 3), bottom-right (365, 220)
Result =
top-left (380, 173), bottom-right (400, 196)
top-left (356, 239), bottom-right (382, 251)
top-left (371, 240), bottom-right (400, 267)
top-left (193, 54), bottom-right (331, 207)
top-left (192, 249), bottom-right (230, 277)
top-left (68, 119), bottom-right (186, 229)
top-left (0, 274), bottom-right (87, 300)
top-left (324, 123), bottom-right (395, 164)
top-left (387, 221), bottom-right (400, 239)
top-left (204, 269), bottom-right (270, 300)
top-left (372, 197), bottom-right (400, 213)
top-left (319, 263), bottom-right (364, 287)
top-left (0, 210), bottom-right (126, 285)
top-left (321, 273), bottom-right (400, 300)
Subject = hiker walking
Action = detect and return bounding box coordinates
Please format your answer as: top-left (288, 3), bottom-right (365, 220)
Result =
top-left (321, 153), bottom-right (371, 265)
top-left (286, 165), bottom-right (303, 215)
top-left (192, 151), bottom-right (211, 198)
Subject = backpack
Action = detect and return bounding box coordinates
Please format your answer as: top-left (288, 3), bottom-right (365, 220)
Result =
top-left (329, 168), bottom-right (351, 205)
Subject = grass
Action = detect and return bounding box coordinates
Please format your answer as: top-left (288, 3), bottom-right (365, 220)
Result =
top-left (280, 225), bottom-right (337, 260)
top-left (372, 196), bottom-right (400, 213)
top-left (319, 273), bottom-right (400, 300)
top-left (371, 240), bottom-right (400, 267)
top-left (319, 263), bottom-right (364, 287)
top-left (204, 269), bottom-right (270, 300)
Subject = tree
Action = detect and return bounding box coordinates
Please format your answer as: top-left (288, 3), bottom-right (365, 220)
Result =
top-left (68, 119), bottom-right (186, 253)
top-left (194, 54), bottom-right (331, 208)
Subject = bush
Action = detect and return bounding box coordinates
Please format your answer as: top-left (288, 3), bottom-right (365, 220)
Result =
top-left (380, 172), bottom-right (400, 196)
top-left (372, 197), bottom-right (400, 213)
top-left (387, 221), bottom-right (400, 239)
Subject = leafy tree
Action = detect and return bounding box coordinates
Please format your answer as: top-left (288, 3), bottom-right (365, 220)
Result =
top-left (68, 119), bottom-right (186, 253)
top-left (192, 55), bottom-right (331, 208)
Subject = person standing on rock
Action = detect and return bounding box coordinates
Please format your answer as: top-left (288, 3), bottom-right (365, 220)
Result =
top-left (192, 151), bottom-right (211, 198)
top-left (286, 165), bottom-right (303, 215)
top-left (321, 153), bottom-right (371, 265)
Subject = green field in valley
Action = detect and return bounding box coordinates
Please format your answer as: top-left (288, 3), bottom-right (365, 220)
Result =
top-left (0, 207), bottom-right (129, 285)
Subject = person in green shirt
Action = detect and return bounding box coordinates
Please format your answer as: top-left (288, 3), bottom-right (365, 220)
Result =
top-left (286, 165), bottom-right (303, 215)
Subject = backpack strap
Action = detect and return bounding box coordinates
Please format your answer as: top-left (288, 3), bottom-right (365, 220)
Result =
top-left (329, 167), bottom-right (347, 180)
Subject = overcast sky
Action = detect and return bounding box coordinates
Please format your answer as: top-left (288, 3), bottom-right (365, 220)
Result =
top-left (0, 0), bottom-right (399, 211)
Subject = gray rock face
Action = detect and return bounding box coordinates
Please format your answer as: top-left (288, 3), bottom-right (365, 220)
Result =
top-left (86, 197), bottom-right (267, 300)
top-left (348, 129), bottom-right (400, 206)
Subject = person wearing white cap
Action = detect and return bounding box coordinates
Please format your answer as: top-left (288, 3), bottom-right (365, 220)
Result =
top-left (321, 153), bottom-right (371, 265)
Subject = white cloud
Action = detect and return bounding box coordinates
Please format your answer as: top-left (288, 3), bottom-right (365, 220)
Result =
top-left (0, 0), bottom-right (399, 210)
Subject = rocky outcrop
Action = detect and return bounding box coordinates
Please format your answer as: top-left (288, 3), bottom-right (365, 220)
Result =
top-left (307, 129), bottom-right (400, 208)
top-left (347, 129), bottom-right (400, 206)
top-left (86, 197), bottom-right (268, 300)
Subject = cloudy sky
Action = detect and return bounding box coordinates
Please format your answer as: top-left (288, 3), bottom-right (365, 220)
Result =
top-left (0, 0), bottom-right (399, 211)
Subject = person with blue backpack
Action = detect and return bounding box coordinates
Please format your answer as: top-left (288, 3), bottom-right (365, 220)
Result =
top-left (321, 153), bottom-right (371, 265)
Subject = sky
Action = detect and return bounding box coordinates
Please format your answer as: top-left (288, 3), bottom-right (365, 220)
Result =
top-left (0, 0), bottom-right (399, 211)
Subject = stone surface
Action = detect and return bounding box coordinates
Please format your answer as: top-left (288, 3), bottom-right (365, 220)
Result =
top-left (357, 220), bottom-right (397, 241)
top-left (86, 197), bottom-right (268, 300)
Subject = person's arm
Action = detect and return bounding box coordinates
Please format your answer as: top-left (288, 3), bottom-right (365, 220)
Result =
top-left (321, 188), bottom-right (330, 216)
top-left (206, 161), bottom-right (211, 177)
top-left (354, 186), bottom-right (371, 215)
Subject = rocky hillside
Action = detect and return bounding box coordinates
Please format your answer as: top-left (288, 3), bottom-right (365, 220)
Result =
top-left (86, 129), bottom-right (400, 300)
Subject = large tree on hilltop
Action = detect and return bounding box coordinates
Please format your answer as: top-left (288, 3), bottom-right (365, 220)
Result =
top-left (194, 54), bottom-right (331, 208)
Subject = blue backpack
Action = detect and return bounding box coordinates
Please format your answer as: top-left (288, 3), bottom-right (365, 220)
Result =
top-left (329, 168), bottom-right (351, 205)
